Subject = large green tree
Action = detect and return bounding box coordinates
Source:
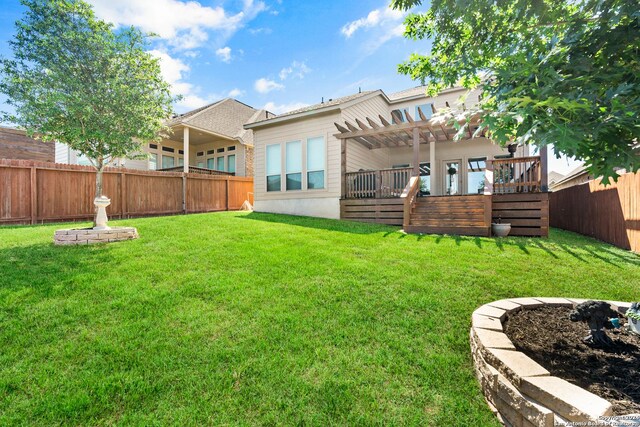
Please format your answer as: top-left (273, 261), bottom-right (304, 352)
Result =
top-left (392, 0), bottom-right (639, 181)
top-left (0, 0), bottom-right (174, 199)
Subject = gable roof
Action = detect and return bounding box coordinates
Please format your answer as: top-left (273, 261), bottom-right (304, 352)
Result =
top-left (245, 91), bottom-right (381, 129)
top-left (168, 98), bottom-right (265, 144)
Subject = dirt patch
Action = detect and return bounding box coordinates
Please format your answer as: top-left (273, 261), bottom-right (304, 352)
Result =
top-left (503, 306), bottom-right (640, 415)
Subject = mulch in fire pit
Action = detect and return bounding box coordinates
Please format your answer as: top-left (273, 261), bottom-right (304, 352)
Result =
top-left (503, 305), bottom-right (640, 415)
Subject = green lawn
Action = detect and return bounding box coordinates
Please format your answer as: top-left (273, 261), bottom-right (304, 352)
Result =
top-left (1, 212), bottom-right (639, 426)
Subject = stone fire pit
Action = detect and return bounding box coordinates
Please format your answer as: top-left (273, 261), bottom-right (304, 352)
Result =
top-left (471, 297), bottom-right (638, 427)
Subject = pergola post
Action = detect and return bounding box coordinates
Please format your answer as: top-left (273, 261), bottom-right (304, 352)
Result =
top-left (183, 126), bottom-right (190, 174)
top-left (429, 138), bottom-right (439, 196)
top-left (540, 145), bottom-right (548, 192)
top-left (340, 139), bottom-right (347, 198)
top-left (412, 127), bottom-right (420, 176)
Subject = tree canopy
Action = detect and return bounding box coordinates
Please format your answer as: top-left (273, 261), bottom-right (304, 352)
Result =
top-left (0, 0), bottom-right (174, 196)
top-left (391, 0), bottom-right (640, 181)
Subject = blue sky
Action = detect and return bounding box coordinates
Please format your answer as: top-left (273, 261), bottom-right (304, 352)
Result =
top-left (0, 0), bottom-right (581, 173)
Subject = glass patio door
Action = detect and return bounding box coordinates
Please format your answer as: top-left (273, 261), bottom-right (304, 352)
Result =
top-left (443, 160), bottom-right (462, 195)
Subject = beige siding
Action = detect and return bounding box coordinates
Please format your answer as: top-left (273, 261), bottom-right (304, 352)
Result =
top-left (341, 96), bottom-right (390, 172)
top-left (254, 112), bottom-right (342, 204)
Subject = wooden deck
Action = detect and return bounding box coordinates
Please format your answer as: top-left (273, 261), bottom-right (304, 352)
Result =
top-left (405, 195), bottom-right (492, 236)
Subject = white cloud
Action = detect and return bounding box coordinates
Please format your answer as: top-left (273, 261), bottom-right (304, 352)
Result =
top-left (341, 6), bottom-right (405, 38)
top-left (254, 78), bottom-right (284, 94)
top-left (216, 46), bottom-right (232, 63)
top-left (89, 0), bottom-right (266, 50)
top-left (263, 101), bottom-right (309, 115)
top-left (149, 49), bottom-right (210, 111)
top-left (279, 61), bottom-right (311, 80)
top-left (228, 88), bottom-right (245, 98)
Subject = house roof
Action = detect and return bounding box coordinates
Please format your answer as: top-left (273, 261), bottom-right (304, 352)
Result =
top-left (167, 98), bottom-right (264, 144)
top-left (550, 164), bottom-right (588, 188)
top-left (387, 86), bottom-right (428, 101)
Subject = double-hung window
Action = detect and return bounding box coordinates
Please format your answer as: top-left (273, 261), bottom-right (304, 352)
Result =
top-left (266, 144), bottom-right (281, 192)
top-left (285, 141), bottom-right (302, 190)
top-left (227, 155), bottom-right (236, 174)
top-left (306, 137), bottom-right (325, 189)
top-left (162, 155), bottom-right (175, 169)
top-left (149, 153), bottom-right (157, 170)
top-left (216, 156), bottom-right (225, 171)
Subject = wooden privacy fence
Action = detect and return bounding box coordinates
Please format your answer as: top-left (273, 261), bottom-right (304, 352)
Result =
top-left (550, 171), bottom-right (639, 253)
top-left (0, 159), bottom-right (254, 225)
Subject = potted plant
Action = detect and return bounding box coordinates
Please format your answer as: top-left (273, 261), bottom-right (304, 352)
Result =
top-left (626, 302), bottom-right (640, 336)
top-left (492, 217), bottom-right (511, 237)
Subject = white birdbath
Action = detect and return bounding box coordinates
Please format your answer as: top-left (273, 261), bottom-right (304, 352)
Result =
top-left (93, 196), bottom-right (111, 230)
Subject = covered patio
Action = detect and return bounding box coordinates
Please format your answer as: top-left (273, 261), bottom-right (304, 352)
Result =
top-left (334, 107), bottom-right (549, 236)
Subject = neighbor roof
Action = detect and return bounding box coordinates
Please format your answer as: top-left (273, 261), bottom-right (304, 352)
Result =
top-left (167, 98), bottom-right (262, 143)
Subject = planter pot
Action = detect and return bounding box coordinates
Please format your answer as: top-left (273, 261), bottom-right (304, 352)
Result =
top-left (492, 223), bottom-right (511, 237)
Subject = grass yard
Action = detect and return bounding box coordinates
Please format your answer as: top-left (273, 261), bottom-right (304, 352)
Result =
top-left (1, 212), bottom-right (639, 426)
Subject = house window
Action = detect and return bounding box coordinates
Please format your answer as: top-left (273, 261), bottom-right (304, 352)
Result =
top-left (227, 154), bottom-right (236, 174)
top-left (415, 104), bottom-right (433, 120)
top-left (467, 157), bottom-right (487, 194)
top-left (162, 155), bottom-right (175, 169)
top-left (207, 158), bottom-right (215, 169)
top-left (162, 146), bottom-right (175, 153)
top-left (286, 140), bottom-right (302, 190)
top-left (149, 153), bottom-right (157, 170)
top-left (207, 150), bottom-right (215, 155)
top-left (266, 144), bottom-right (281, 192)
top-left (76, 153), bottom-right (93, 166)
top-left (149, 143), bottom-right (158, 150)
top-left (197, 161), bottom-right (205, 168)
top-left (227, 146), bottom-right (236, 152)
top-left (306, 137), bottom-right (325, 189)
top-left (197, 151), bottom-right (204, 157)
top-left (217, 148), bottom-right (225, 153)
top-left (178, 150), bottom-right (184, 155)
top-left (391, 108), bottom-right (408, 123)
top-left (178, 157), bottom-right (184, 167)
top-left (216, 157), bottom-right (225, 171)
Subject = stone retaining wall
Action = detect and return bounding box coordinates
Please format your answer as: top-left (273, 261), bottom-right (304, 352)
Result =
top-left (471, 297), bottom-right (635, 427)
top-left (54, 227), bottom-right (138, 245)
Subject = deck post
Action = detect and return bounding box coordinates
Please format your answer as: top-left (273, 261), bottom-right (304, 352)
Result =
top-left (183, 126), bottom-right (190, 174)
top-left (412, 127), bottom-right (420, 177)
top-left (484, 160), bottom-right (494, 195)
top-left (429, 138), bottom-right (438, 195)
top-left (340, 139), bottom-right (347, 198)
top-left (540, 145), bottom-right (548, 192)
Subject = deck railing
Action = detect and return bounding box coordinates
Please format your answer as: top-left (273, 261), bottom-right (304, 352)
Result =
top-left (344, 167), bottom-right (412, 199)
top-left (491, 156), bottom-right (541, 194)
top-left (158, 166), bottom-right (235, 176)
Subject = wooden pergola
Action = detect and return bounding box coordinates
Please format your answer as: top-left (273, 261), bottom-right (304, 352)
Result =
top-left (334, 106), bottom-right (483, 195)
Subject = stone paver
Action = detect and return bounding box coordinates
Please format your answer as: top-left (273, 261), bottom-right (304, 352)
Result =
top-left (509, 298), bottom-right (545, 309)
top-left (474, 305), bottom-right (507, 320)
top-left (520, 376), bottom-right (613, 422)
top-left (472, 313), bottom-right (503, 331)
top-left (484, 348), bottom-right (550, 387)
top-left (473, 327), bottom-right (516, 350)
top-left (532, 297), bottom-right (573, 307)
top-left (489, 299), bottom-right (522, 311)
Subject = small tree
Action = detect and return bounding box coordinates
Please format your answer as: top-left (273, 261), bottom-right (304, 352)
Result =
top-left (0, 0), bottom-right (173, 208)
top-left (391, 0), bottom-right (640, 182)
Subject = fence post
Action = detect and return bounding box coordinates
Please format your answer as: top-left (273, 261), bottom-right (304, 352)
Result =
top-left (225, 177), bottom-right (230, 211)
top-left (30, 165), bottom-right (37, 224)
top-left (182, 173), bottom-right (187, 214)
top-left (120, 171), bottom-right (126, 219)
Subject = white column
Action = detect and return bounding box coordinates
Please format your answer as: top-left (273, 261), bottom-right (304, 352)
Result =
top-left (412, 127), bottom-right (420, 176)
top-left (484, 160), bottom-right (494, 195)
top-left (430, 138), bottom-right (439, 195)
top-left (183, 126), bottom-right (190, 174)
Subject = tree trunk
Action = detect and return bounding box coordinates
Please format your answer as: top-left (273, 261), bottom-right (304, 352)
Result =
top-left (94, 160), bottom-right (104, 227)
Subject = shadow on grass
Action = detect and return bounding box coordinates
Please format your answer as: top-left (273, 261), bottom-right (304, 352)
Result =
top-left (239, 212), bottom-right (400, 235)
top-left (240, 212), bottom-right (640, 266)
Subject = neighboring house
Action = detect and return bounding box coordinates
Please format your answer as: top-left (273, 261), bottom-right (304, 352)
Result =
top-left (245, 85), bottom-right (547, 236)
top-left (549, 165), bottom-right (592, 191)
top-left (0, 126), bottom-right (54, 162)
top-left (55, 98), bottom-right (269, 177)
top-left (547, 171), bottom-right (565, 189)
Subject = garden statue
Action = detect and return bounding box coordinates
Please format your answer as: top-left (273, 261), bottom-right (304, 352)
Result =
top-left (569, 300), bottom-right (618, 347)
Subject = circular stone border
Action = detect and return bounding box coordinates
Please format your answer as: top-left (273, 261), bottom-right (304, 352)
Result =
top-left (470, 297), bottom-right (639, 427)
top-left (54, 227), bottom-right (138, 245)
